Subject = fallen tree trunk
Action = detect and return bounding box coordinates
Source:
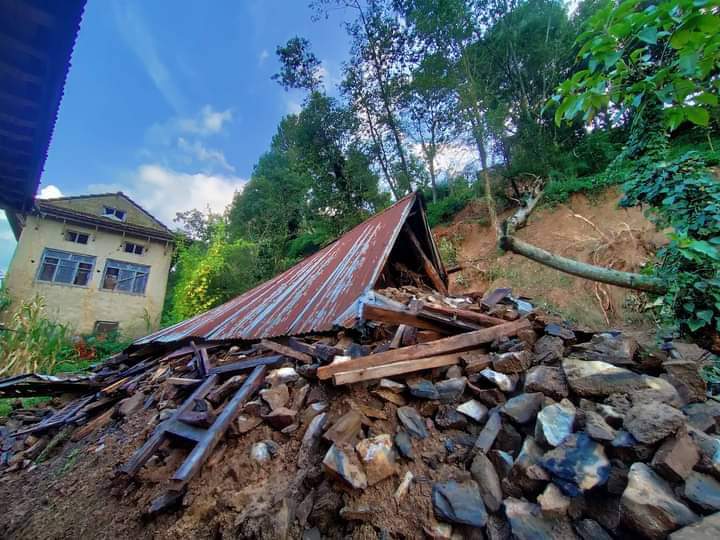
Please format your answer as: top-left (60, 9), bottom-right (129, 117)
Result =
top-left (498, 235), bottom-right (667, 294)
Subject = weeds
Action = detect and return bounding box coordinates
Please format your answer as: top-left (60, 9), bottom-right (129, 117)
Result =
top-left (438, 236), bottom-right (459, 267)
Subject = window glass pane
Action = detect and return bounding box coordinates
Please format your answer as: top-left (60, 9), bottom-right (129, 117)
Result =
top-left (117, 269), bottom-right (135, 291)
top-left (54, 260), bottom-right (76, 283)
top-left (132, 272), bottom-right (148, 294)
top-left (77, 234), bottom-right (89, 245)
top-left (74, 263), bottom-right (93, 286)
top-left (38, 258), bottom-right (58, 281)
top-left (103, 267), bottom-right (119, 289)
top-left (124, 243), bottom-right (133, 253)
top-left (116, 210), bottom-right (126, 221)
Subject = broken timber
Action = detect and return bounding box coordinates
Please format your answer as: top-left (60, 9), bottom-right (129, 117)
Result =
top-left (404, 226), bottom-right (448, 296)
top-left (317, 318), bottom-right (530, 380)
top-left (333, 353), bottom-right (461, 385)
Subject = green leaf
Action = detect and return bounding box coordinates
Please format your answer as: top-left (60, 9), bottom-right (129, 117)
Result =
top-left (638, 26), bottom-right (658, 44)
top-left (696, 92), bottom-right (718, 106)
top-left (685, 106), bottom-right (710, 127)
top-left (670, 28), bottom-right (692, 48)
top-left (688, 237), bottom-right (718, 256)
top-left (678, 52), bottom-right (699, 75)
top-left (697, 309), bottom-right (714, 323)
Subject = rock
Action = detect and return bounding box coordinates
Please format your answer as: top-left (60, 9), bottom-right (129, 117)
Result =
top-left (621, 462), bottom-right (698, 539)
top-left (504, 498), bottom-right (577, 540)
top-left (298, 412), bottom-right (328, 468)
top-left (573, 519), bottom-right (612, 540)
top-left (652, 428), bottom-right (699, 482)
top-left (585, 494), bottom-right (620, 532)
top-left (296, 490), bottom-right (314, 527)
top-left (479, 368), bottom-right (517, 392)
top-left (486, 514), bottom-right (511, 540)
top-left (538, 483), bottom-right (571, 517)
top-left (339, 504), bottom-right (373, 521)
top-left (535, 399), bottom-right (576, 447)
top-left (583, 410), bottom-right (616, 442)
top-left (432, 480), bottom-right (488, 527)
top-left (446, 365), bottom-right (463, 379)
top-left (624, 402), bottom-right (685, 444)
top-left (372, 388), bottom-right (406, 406)
top-left (407, 377), bottom-right (439, 399)
top-left (664, 359), bottom-right (707, 404)
top-left (260, 384), bottom-right (290, 410)
top-left (118, 392), bottom-right (145, 417)
top-left (394, 431), bottom-right (414, 459)
top-left (236, 414), bottom-right (263, 434)
top-left (475, 411), bottom-right (502, 453)
top-left (534, 335), bottom-right (565, 363)
top-left (322, 444), bottom-right (368, 490)
top-left (435, 405), bottom-right (468, 430)
top-left (424, 519), bottom-right (453, 540)
top-left (291, 384), bottom-right (310, 410)
top-left (266, 367), bottom-right (299, 386)
top-left (669, 512), bottom-right (720, 539)
top-left (462, 351), bottom-right (492, 374)
top-left (324, 410), bottom-right (365, 445)
top-left (507, 437), bottom-right (548, 496)
top-left (435, 377), bottom-right (467, 403)
top-left (492, 350), bottom-right (533, 374)
top-left (467, 384), bottom-right (507, 407)
top-left (397, 406), bottom-right (428, 439)
top-left (457, 400), bottom-right (488, 423)
top-left (572, 332), bottom-right (638, 366)
top-left (302, 401), bottom-right (328, 424)
top-left (488, 449), bottom-right (514, 479)
top-left (545, 323), bottom-right (576, 341)
top-left (394, 470), bottom-right (413, 502)
top-left (594, 403), bottom-right (625, 427)
top-left (524, 366), bottom-right (569, 400)
top-left (303, 528), bottom-right (321, 540)
top-left (145, 490), bottom-right (184, 516)
top-left (540, 433), bottom-right (610, 496)
top-left (470, 451), bottom-right (503, 512)
top-left (684, 400), bottom-right (720, 432)
top-left (685, 471), bottom-right (720, 511)
top-left (262, 407), bottom-right (297, 429)
top-left (378, 378), bottom-right (405, 393)
top-left (687, 427), bottom-right (720, 476)
top-left (251, 442), bottom-right (272, 462)
top-left (355, 434), bottom-right (397, 486)
top-left (500, 393), bottom-right (544, 424)
top-left (606, 459), bottom-right (629, 495)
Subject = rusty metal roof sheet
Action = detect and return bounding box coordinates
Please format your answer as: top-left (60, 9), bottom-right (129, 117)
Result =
top-left (136, 192), bottom-right (428, 345)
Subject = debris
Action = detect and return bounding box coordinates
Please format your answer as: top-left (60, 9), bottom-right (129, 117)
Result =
top-left (397, 406), bottom-right (428, 439)
top-left (356, 434), bottom-right (397, 485)
top-left (669, 512), bottom-right (720, 539)
top-left (456, 400), bottom-right (487, 423)
top-left (540, 433), bottom-right (610, 496)
top-left (535, 399), bottom-right (576, 447)
top-left (504, 498), bottom-right (575, 540)
top-left (262, 407), bottom-right (297, 430)
top-left (537, 483), bottom-right (571, 517)
top-left (470, 451), bottom-right (503, 512)
top-left (479, 368), bottom-right (517, 392)
top-left (572, 332), bottom-right (638, 366)
top-left (684, 471), bottom-right (720, 511)
top-left (260, 384), bottom-right (290, 410)
top-left (475, 411), bottom-right (502, 453)
top-left (500, 392), bottom-right (544, 424)
top-left (624, 402), bottom-right (685, 444)
top-left (394, 470), bottom-right (413, 502)
top-left (651, 428), bottom-right (699, 482)
top-left (322, 444), bottom-right (367, 490)
top-left (524, 365), bottom-right (569, 400)
top-left (432, 480), bottom-right (487, 528)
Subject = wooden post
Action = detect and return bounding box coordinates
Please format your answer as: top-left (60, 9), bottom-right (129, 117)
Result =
top-left (404, 226), bottom-right (448, 295)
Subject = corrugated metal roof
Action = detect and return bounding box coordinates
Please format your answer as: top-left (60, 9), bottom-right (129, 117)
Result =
top-left (136, 192), bottom-right (435, 345)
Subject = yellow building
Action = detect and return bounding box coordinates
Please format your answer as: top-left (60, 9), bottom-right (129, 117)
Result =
top-left (4, 193), bottom-right (175, 338)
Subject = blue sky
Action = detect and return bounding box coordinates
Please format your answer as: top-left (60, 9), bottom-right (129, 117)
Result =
top-left (0, 0), bottom-right (351, 273)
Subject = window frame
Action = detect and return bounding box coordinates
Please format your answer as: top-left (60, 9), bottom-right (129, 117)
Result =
top-left (64, 229), bottom-right (90, 245)
top-left (36, 248), bottom-right (96, 287)
top-left (123, 241), bottom-right (145, 255)
top-left (100, 259), bottom-right (150, 295)
top-left (102, 206), bottom-right (127, 222)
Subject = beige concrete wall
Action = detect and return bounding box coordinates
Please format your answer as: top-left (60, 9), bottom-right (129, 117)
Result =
top-left (3, 215), bottom-right (173, 338)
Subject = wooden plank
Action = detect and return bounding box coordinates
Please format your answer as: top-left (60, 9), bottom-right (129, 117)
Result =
top-left (100, 377), bottom-right (129, 395)
top-left (317, 318), bottom-right (530, 380)
top-left (171, 365), bottom-right (266, 489)
top-left (71, 407), bottom-right (115, 441)
top-left (333, 353), bottom-right (461, 385)
top-left (191, 341), bottom-right (212, 377)
top-left (260, 339), bottom-right (312, 363)
top-left (362, 304), bottom-right (451, 334)
top-left (405, 226), bottom-right (448, 295)
top-left (287, 337), bottom-right (318, 357)
top-left (167, 377), bottom-right (202, 387)
top-left (209, 355), bottom-right (283, 375)
top-left (422, 302), bottom-right (506, 327)
top-left (390, 324), bottom-right (407, 349)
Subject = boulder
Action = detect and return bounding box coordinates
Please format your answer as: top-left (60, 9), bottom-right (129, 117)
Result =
top-left (624, 402), bottom-right (685, 445)
top-left (540, 433), bottom-right (610, 496)
top-left (621, 462), bottom-right (698, 539)
top-left (432, 480), bottom-right (488, 527)
top-left (470, 451), bottom-right (503, 512)
top-left (524, 366), bottom-right (569, 400)
top-left (538, 483), bottom-right (571, 517)
top-left (322, 444), bottom-right (367, 490)
top-left (563, 358), bottom-right (680, 402)
top-left (456, 399), bottom-right (488, 423)
top-left (298, 412), bottom-right (328, 468)
top-left (492, 350), bottom-right (533, 374)
top-left (651, 428), bottom-right (699, 482)
top-left (663, 359), bottom-right (707, 404)
top-left (534, 335), bottom-right (565, 364)
top-left (266, 367), bottom-right (299, 386)
top-left (479, 368), bottom-right (517, 392)
top-left (573, 519), bottom-right (612, 540)
top-left (435, 377), bottom-right (467, 403)
top-left (669, 512), bottom-right (720, 540)
top-left (262, 407), bottom-right (297, 429)
top-left (260, 384), bottom-right (290, 410)
top-left (501, 393), bottom-right (544, 424)
top-left (397, 406), bottom-right (428, 439)
top-left (356, 434), bottom-right (397, 486)
top-left (394, 431), bottom-right (414, 459)
top-left (572, 332), bottom-right (638, 366)
top-left (504, 498), bottom-right (578, 540)
top-left (583, 410), bottom-right (616, 442)
top-left (684, 471), bottom-right (720, 512)
top-left (535, 399), bottom-right (576, 447)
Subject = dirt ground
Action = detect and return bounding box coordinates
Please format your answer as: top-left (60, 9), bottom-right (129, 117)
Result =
top-left (434, 187), bottom-right (666, 331)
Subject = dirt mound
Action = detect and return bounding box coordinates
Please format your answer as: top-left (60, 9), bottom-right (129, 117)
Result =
top-left (434, 187), bottom-right (667, 329)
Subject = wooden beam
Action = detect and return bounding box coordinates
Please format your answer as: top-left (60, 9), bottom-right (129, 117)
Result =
top-left (317, 318), bottom-right (530, 380)
top-left (404, 226), bottom-right (448, 295)
top-left (390, 324), bottom-right (407, 349)
top-left (333, 353), bottom-right (461, 385)
top-left (362, 304), bottom-right (452, 334)
top-left (260, 339), bottom-right (313, 363)
top-left (422, 302), bottom-right (507, 326)
top-left (209, 355), bottom-right (283, 376)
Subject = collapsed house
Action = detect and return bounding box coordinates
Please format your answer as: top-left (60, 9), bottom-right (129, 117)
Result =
top-left (1, 192), bottom-right (720, 539)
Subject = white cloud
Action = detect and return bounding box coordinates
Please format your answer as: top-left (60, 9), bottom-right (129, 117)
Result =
top-left (90, 164), bottom-right (246, 227)
top-left (258, 49), bottom-right (270, 65)
top-left (113, 2), bottom-right (187, 112)
top-left (177, 137), bottom-right (235, 172)
top-left (146, 105), bottom-right (234, 145)
top-left (37, 185), bottom-right (64, 199)
top-left (286, 99), bottom-right (302, 115)
top-left (410, 143), bottom-right (478, 179)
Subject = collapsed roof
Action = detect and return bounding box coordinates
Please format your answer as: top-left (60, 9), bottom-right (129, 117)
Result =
top-left (135, 192), bottom-right (447, 346)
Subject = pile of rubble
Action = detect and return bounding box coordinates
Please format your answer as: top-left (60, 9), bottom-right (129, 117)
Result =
top-left (1, 286), bottom-right (720, 539)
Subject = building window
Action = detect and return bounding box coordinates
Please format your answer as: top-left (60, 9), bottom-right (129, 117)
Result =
top-left (102, 206), bottom-right (126, 221)
top-left (64, 230), bottom-right (89, 244)
top-left (101, 259), bottom-right (150, 294)
top-left (123, 241), bottom-right (145, 255)
top-left (93, 321), bottom-right (119, 336)
top-left (36, 249), bottom-right (96, 287)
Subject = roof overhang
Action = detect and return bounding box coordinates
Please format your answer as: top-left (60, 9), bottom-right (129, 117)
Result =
top-left (0, 0), bottom-right (86, 212)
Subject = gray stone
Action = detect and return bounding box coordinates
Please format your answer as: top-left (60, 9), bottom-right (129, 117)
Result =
top-left (378, 378), bottom-right (405, 393)
top-left (470, 451), bottom-right (503, 512)
top-left (486, 514), bottom-right (511, 540)
top-left (118, 392), bottom-right (145, 417)
top-left (684, 400), bottom-right (720, 432)
top-left (501, 392), bottom-right (544, 424)
top-left (260, 384), bottom-right (290, 410)
top-left (457, 399), bottom-right (488, 423)
top-left (435, 405), bottom-right (468, 430)
top-left (394, 431), bottom-right (414, 459)
top-left (535, 399), bottom-right (576, 447)
top-left (538, 483), bottom-right (571, 517)
top-left (685, 471), bottom-right (720, 511)
top-left (540, 433), bottom-right (610, 496)
top-left (492, 350), bottom-right (533, 374)
top-left (446, 364), bottom-right (463, 379)
top-left (262, 407), bottom-right (297, 429)
top-left (621, 462), bottom-right (698, 540)
top-left (251, 442), bottom-right (272, 462)
top-left (572, 332), bottom-right (638, 366)
top-left (534, 335), bottom-right (565, 363)
top-left (479, 368), bottom-right (517, 392)
top-left (524, 366), bottom-right (569, 400)
top-left (507, 436), bottom-right (548, 496)
top-left (583, 410), bottom-right (616, 442)
top-left (435, 377), bottom-right (467, 403)
top-left (504, 498), bottom-right (578, 540)
top-left (624, 402), bottom-right (685, 444)
top-left (573, 519), bottom-right (612, 540)
top-left (545, 323), bottom-right (576, 341)
top-left (266, 367), bottom-right (299, 386)
top-left (322, 444), bottom-right (367, 490)
top-left (432, 480), bottom-right (488, 527)
top-left (652, 428), bottom-right (699, 482)
top-left (397, 406), bottom-right (428, 439)
top-left (669, 512), bottom-right (720, 540)
top-left (664, 359), bottom-right (708, 404)
top-left (406, 377), bottom-right (439, 399)
top-left (475, 411), bottom-right (501, 453)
